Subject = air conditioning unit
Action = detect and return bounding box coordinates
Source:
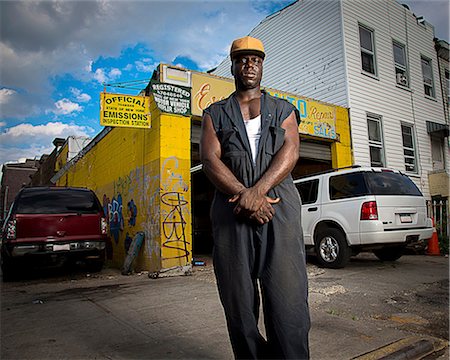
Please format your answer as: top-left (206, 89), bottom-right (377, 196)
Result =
top-left (396, 73), bottom-right (408, 86)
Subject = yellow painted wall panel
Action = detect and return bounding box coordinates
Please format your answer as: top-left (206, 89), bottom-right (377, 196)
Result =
top-left (55, 143), bottom-right (69, 172)
top-left (158, 113), bottom-right (192, 270)
top-left (332, 107), bottom-right (353, 168)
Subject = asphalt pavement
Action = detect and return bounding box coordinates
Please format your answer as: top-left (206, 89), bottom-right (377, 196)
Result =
top-left (1, 254), bottom-right (449, 359)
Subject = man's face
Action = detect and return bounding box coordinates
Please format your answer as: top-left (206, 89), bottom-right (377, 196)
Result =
top-left (231, 53), bottom-right (263, 90)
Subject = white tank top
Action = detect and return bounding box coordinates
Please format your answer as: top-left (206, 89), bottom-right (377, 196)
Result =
top-left (244, 115), bottom-right (262, 165)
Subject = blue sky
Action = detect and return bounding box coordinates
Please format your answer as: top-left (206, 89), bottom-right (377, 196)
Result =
top-left (0, 0), bottom-right (448, 168)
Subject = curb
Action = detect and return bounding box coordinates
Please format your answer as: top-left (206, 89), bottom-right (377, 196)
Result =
top-left (352, 336), bottom-right (449, 360)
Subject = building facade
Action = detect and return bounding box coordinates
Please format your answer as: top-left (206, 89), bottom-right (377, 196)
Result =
top-left (213, 0), bottom-right (450, 201)
top-left (0, 159), bottom-right (39, 221)
top-left (49, 66), bottom-right (352, 272)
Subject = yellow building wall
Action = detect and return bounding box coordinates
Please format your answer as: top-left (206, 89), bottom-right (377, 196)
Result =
top-left (331, 107), bottom-right (353, 168)
top-left (55, 98), bottom-right (192, 273)
top-left (55, 143), bottom-right (69, 173)
top-left (159, 114), bottom-right (192, 270)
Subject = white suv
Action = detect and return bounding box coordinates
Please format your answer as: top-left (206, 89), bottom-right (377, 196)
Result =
top-left (294, 166), bottom-right (433, 268)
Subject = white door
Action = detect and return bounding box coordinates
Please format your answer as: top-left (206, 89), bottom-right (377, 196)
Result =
top-left (295, 178), bottom-right (322, 245)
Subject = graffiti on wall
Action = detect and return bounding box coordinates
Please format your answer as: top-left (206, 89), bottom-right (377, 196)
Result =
top-left (127, 199), bottom-right (137, 226)
top-left (97, 158), bottom-right (190, 268)
top-left (160, 157), bottom-right (190, 263)
top-left (103, 194), bottom-right (124, 245)
top-left (161, 157), bottom-right (189, 193)
top-left (161, 192), bottom-right (190, 262)
top-left (114, 167), bottom-right (144, 199)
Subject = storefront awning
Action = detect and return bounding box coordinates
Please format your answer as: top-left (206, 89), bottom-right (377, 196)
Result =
top-left (426, 121), bottom-right (449, 137)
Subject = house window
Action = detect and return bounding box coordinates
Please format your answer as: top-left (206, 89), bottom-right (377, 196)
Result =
top-left (367, 114), bottom-right (385, 167)
top-left (359, 24), bottom-right (376, 75)
top-left (431, 136), bottom-right (445, 171)
top-left (421, 56), bottom-right (435, 97)
top-left (401, 124), bottom-right (417, 173)
top-left (393, 41), bottom-right (408, 86)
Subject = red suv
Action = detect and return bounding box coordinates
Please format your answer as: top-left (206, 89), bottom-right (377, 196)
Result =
top-left (1, 187), bottom-right (108, 280)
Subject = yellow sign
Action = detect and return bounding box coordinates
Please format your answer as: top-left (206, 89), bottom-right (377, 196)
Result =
top-left (190, 72), bottom-right (337, 140)
top-left (100, 93), bottom-right (151, 129)
top-left (266, 89), bottom-right (337, 140)
top-left (191, 73), bottom-right (235, 117)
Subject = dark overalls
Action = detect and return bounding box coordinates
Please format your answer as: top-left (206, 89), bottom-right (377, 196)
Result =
top-left (204, 91), bottom-right (310, 359)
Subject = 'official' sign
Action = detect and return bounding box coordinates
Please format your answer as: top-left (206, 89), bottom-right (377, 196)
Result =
top-left (100, 93), bottom-right (151, 129)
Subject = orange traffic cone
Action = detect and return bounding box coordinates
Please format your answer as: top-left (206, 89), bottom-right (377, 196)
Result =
top-left (426, 218), bottom-right (441, 256)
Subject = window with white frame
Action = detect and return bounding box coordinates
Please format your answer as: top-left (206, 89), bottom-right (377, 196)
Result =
top-left (359, 24), bottom-right (376, 75)
top-left (367, 114), bottom-right (385, 167)
top-left (401, 124), bottom-right (417, 173)
top-left (421, 56), bottom-right (435, 97)
top-left (431, 135), bottom-right (445, 171)
top-left (393, 41), bottom-right (408, 86)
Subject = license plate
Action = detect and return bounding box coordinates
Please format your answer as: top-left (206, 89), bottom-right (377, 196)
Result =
top-left (399, 214), bottom-right (412, 223)
top-left (53, 244), bottom-right (70, 251)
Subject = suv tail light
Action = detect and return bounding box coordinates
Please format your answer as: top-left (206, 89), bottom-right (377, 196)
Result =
top-left (101, 217), bottom-right (108, 235)
top-left (361, 201), bottom-right (378, 220)
top-left (6, 220), bottom-right (17, 240)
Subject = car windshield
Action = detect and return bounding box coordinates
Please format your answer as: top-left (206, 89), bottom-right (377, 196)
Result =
top-left (15, 189), bottom-right (102, 214)
top-left (364, 172), bottom-right (422, 196)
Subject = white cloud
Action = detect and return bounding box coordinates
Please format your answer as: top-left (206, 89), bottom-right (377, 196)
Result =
top-left (0, 121), bottom-right (94, 166)
top-left (135, 60), bottom-right (158, 73)
top-left (70, 87), bottom-right (91, 102)
top-left (3, 122), bottom-right (91, 141)
top-left (0, 88), bottom-right (18, 105)
top-left (77, 93), bottom-right (91, 102)
top-left (52, 99), bottom-right (83, 115)
top-left (0, 144), bottom-right (54, 165)
top-left (92, 67), bottom-right (122, 84)
top-left (85, 60), bottom-right (93, 73)
top-left (109, 68), bottom-right (122, 78)
top-left (123, 63), bottom-right (133, 71)
top-left (93, 68), bottom-right (108, 84)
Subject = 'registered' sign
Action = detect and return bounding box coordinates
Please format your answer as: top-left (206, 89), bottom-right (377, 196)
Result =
top-left (100, 93), bottom-right (151, 129)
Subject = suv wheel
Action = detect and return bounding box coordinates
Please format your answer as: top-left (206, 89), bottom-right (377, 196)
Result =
top-left (315, 228), bottom-right (351, 268)
top-left (373, 245), bottom-right (405, 261)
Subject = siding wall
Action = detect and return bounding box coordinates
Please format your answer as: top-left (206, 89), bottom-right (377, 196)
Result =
top-left (341, 0), bottom-right (447, 197)
top-left (213, 0), bottom-right (348, 107)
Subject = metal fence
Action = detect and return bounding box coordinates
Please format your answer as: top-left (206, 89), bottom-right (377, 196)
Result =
top-left (427, 198), bottom-right (449, 241)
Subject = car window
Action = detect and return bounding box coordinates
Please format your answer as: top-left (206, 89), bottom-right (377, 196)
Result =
top-left (329, 173), bottom-right (368, 200)
top-left (296, 179), bottom-right (319, 204)
top-left (15, 189), bottom-right (102, 214)
top-left (364, 172), bottom-right (422, 196)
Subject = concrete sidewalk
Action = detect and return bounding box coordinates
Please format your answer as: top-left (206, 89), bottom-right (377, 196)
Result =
top-left (1, 254), bottom-right (448, 359)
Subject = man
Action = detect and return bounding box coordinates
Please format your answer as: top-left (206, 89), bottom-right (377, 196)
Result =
top-left (200, 36), bottom-right (310, 359)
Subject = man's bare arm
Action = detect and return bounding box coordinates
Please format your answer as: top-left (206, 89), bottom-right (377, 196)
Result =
top-left (200, 113), bottom-right (246, 196)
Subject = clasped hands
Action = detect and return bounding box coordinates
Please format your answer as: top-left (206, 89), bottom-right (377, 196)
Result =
top-left (229, 187), bottom-right (280, 224)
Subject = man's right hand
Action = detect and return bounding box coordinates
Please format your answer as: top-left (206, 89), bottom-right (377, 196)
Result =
top-left (229, 188), bottom-right (280, 224)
